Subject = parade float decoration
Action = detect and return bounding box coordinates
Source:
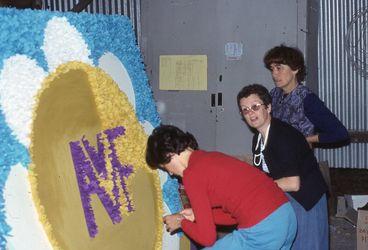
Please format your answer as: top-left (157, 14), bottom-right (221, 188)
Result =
top-left (0, 7), bottom-right (182, 250)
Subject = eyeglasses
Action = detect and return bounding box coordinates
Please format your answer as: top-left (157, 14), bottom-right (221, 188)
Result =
top-left (240, 103), bottom-right (265, 115)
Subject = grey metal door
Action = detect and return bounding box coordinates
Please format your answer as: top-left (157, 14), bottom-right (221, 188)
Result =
top-left (214, 0), bottom-right (306, 156)
top-left (141, 0), bottom-right (306, 155)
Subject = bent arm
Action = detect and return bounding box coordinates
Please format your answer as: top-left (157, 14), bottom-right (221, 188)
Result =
top-left (212, 208), bottom-right (237, 225)
top-left (274, 176), bottom-right (300, 192)
top-left (304, 93), bottom-right (349, 144)
top-left (181, 175), bottom-right (217, 247)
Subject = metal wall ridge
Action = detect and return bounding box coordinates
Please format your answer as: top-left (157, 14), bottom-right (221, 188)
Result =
top-left (317, 0), bottom-right (368, 169)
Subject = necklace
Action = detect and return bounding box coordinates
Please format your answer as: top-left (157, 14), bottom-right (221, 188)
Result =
top-left (253, 133), bottom-right (264, 166)
top-left (253, 124), bottom-right (270, 173)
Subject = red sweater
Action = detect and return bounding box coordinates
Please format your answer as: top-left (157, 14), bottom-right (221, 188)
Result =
top-left (181, 150), bottom-right (287, 247)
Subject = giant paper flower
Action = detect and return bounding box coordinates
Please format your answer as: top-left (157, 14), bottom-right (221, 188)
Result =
top-left (0, 8), bottom-right (181, 250)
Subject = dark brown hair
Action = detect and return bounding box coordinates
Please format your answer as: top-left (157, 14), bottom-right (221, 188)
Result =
top-left (264, 45), bottom-right (306, 82)
top-left (237, 84), bottom-right (272, 109)
top-left (146, 125), bottom-right (198, 169)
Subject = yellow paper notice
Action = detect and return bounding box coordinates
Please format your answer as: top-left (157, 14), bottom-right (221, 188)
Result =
top-left (159, 55), bottom-right (207, 90)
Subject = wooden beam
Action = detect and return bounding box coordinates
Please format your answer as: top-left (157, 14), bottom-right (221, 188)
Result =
top-left (349, 130), bottom-right (368, 143)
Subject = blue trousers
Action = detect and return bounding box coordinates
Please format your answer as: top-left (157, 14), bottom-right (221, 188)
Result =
top-left (287, 194), bottom-right (329, 250)
top-left (203, 202), bottom-right (297, 250)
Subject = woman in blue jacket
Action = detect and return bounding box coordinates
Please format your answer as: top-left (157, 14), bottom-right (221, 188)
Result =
top-left (263, 45), bottom-right (349, 147)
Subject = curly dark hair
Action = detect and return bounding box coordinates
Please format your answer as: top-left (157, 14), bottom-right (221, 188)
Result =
top-left (237, 84), bottom-right (272, 109)
top-left (146, 125), bottom-right (198, 169)
top-left (263, 45), bottom-right (306, 82)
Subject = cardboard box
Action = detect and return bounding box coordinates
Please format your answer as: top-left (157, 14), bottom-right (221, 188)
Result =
top-left (357, 202), bottom-right (368, 250)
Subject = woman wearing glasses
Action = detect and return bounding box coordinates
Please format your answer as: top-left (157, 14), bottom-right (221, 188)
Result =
top-left (237, 84), bottom-right (328, 250)
top-left (263, 45), bottom-right (349, 147)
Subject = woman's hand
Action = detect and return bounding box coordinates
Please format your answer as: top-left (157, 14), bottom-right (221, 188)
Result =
top-left (163, 213), bottom-right (184, 233)
top-left (180, 208), bottom-right (195, 222)
top-left (306, 134), bottom-right (319, 148)
top-left (274, 176), bottom-right (300, 192)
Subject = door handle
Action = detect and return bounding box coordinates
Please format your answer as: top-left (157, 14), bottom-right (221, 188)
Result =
top-left (210, 92), bottom-right (224, 114)
top-left (217, 92), bottom-right (222, 106)
top-left (211, 93), bottom-right (216, 107)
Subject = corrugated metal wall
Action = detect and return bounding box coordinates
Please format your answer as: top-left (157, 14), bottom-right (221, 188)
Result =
top-left (317, 0), bottom-right (368, 168)
top-left (42, 0), bottom-right (141, 45)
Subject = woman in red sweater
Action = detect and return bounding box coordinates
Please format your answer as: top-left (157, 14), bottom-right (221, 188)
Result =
top-left (146, 125), bottom-right (296, 249)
